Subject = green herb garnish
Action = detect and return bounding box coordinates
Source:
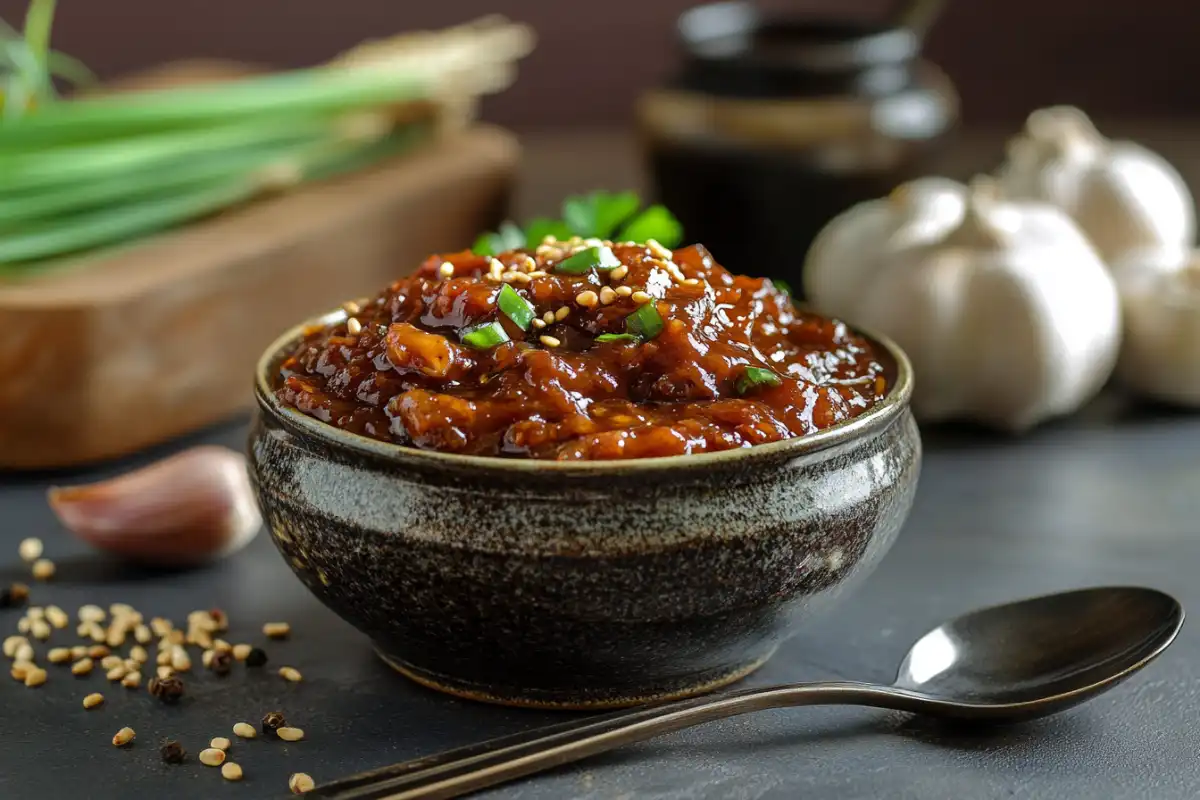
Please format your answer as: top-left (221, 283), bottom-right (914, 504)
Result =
top-left (556, 245), bottom-right (621, 275)
top-left (594, 333), bottom-right (639, 343)
top-left (472, 190), bottom-right (683, 256)
top-left (625, 302), bottom-right (664, 341)
top-left (472, 221), bottom-right (526, 258)
top-left (771, 278), bottom-right (792, 296)
top-left (496, 283), bottom-right (535, 331)
top-left (460, 321), bottom-right (510, 350)
top-left (736, 366), bottom-right (782, 395)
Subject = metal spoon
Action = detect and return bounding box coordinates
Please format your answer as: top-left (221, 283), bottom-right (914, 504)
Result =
top-left (314, 586), bottom-right (1183, 800)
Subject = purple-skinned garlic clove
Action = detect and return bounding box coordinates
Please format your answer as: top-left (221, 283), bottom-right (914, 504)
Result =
top-left (47, 446), bottom-right (261, 566)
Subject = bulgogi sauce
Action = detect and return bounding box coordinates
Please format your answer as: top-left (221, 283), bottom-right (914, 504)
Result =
top-left (276, 239), bottom-right (888, 460)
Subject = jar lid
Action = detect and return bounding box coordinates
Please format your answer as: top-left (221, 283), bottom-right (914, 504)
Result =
top-left (676, 2), bottom-right (919, 98)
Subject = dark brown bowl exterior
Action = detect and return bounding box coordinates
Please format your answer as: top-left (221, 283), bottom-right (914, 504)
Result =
top-left (248, 315), bottom-right (921, 709)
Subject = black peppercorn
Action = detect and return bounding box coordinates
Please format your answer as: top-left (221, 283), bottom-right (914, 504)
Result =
top-left (261, 711), bottom-right (287, 736)
top-left (245, 647), bottom-right (268, 667)
top-left (148, 675), bottom-right (185, 704)
top-left (0, 583), bottom-right (29, 609)
top-left (210, 650), bottom-right (233, 676)
top-left (160, 740), bottom-right (186, 764)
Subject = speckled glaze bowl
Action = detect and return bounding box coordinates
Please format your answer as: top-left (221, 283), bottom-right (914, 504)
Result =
top-left (248, 311), bottom-right (920, 709)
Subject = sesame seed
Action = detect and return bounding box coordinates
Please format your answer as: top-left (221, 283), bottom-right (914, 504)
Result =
top-left (279, 666), bottom-right (303, 682)
top-left (170, 645), bottom-right (191, 672)
top-left (199, 747), bottom-right (226, 767)
top-left (122, 671), bottom-right (141, 689)
top-left (263, 622), bottom-right (291, 640)
top-left (46, 605), bottom-right (68, 629)
top-left (88, 645), bottom-right (109, 659)
top-left (438, 261), bottom-right (455, 278)
top-left (277, 726), bottom-right (305, 742)
top-left (109, 603), bottom-right (134, 618)
top-left (150, 618), bottom-right (172, 636)
top-left (112, 727), bottom-right (135, 747)
top-left (156, 649), bottom-right (170, 667)
top-left (106, 665), bottom-right (127, 682)
top-left (221, 762), bottom-right (243, 781)
top-left (233, 722), bottom-right (257, 739)
top-left (683, 278), bottom-right (701, 286)
top-left (123, 658), bottom-right (139, 672)
top-left (100, 655), bottom-right (123, 670)
top-left (542, 310), bottom-right (556, 324)
top-left (18, 538), bottom-right (42, 563)
top-left (3, 635), bottom-right (26, 658)
top-left (48, 647), bottom-right (70, 664)
top-left (78, 605), bottom-right (105, 624)
top-left (29, 619), bottom-right (50, 640)
top-left (232, 644), bottom-right (252, 661)
top-left (70, 646), bottom-right (87, 660)
top-left (71, 658), bottom-right (93, 676)
top-left (341, 300), bottom-right (361, 315)
top-left (31, 559), bottom-right (54, 581)
top-left (26, 607), bottom-right (43, 620)
top-left (616, 286), bottom-right (633, 297)
top-left (88, 624), bottom-right (106, 643)
top-left (24, 667), bottom-right (46, 687)
top-left (11, 662), bottom-right (32, 681)
top-left (539, 335), bottom-right (562, 348)
top-left (609, 265), bottom-right (629, 281)
top-left (210, 737), bottom-right (232, 751)
top-left (213, 639), bottom-right (231, 653)
top-left (134, 625), bottom-right (152, 644)
top-left (15, 642), bottom-right (33, 662)
top-left (289, 772), bottom-right (316, 794)
top-left (576, 290), bottom-right (599, 308)
top-left (599, 286), bottom-right (617, 305)
top-left (156, 665), bottom-right (174, 680)
top-left (346, 317), bottom-right (363, 335)
top-left (632, 291), bottom-right (653, 304)
top-left (201, 649), bottom-right (214, 669)
top-left (83, 692), bottom-right (104, 709)
top-left (130, 646), bottom-right (148, 664)
top-left (646, 239), bottom-right (673, 259)
top-left (531, 318), bottom-right (546, 329)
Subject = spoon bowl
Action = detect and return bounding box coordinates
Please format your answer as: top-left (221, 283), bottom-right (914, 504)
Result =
top-left (895, 586), bottom-right (1183, 720)
top-left (311, 586), bottom-right (1184, 799)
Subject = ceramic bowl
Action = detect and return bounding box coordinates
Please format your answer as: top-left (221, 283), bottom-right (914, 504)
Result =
top-left (248, 310), bottom-right (921, 709)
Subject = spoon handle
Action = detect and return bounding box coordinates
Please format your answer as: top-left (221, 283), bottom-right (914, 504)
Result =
top-left (315, 681), bottom-right (918, 800)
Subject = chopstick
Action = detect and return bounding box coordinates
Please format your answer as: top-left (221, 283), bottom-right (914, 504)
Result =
top-left (310, 685), bottom-right (788, 799)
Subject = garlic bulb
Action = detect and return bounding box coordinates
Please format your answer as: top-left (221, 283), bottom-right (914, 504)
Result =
top-left (995, 106), bottom-right (1195, 264)
top-left (1117, 251), bottom-right (1200, 406)
top-left (805, 179), bottom-right (1121, 431)
top-left (802, 176), bottom-right (967, 316)
top-left (47, 446), bottom-right (261, 566)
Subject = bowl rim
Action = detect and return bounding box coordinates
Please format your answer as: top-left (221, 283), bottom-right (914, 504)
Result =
top-left (254, 306), bottom-right (914, 475)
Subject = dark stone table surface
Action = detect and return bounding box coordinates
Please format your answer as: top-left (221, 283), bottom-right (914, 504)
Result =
top-left (1, 390), bottom-right (1197, 799)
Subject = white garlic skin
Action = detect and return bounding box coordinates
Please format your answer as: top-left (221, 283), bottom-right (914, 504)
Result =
top-left (1116, 251), bottom-right (1200, 406)
top-left (802, 176), bottom-right (967, 317)
top-left (47, 446), bottom-right (261, 566)
top-left (995, 106), bottom-right (1195, 265)
top-left (806, 179), bottom-right (1121, 432)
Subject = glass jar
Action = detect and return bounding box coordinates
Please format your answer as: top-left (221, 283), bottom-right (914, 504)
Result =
top-left (638, 1), bottom-right (959, 295)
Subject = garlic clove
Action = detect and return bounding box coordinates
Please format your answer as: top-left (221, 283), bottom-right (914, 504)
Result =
top-left (47, 446), bottom-right (261, 566)
top-left (1117, 252), bottom-right (1200, 406)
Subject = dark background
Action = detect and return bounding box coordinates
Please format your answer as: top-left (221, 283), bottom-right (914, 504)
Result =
top-left (3, 0), bottom-right (1197, 130)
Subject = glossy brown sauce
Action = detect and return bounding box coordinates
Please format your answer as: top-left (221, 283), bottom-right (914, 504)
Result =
top-left (275, 239), bottom-right (888, 460)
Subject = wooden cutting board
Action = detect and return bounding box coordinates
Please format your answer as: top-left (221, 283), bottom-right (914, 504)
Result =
top-left (0, 124), bottom-right (519, 470)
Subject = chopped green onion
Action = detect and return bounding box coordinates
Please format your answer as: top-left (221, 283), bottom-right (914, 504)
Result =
top-left (736, 366), bottom-right (783, 395)
top-left (473, 221), bottom-right (526, 257)
top-left (497, 283), bottom-right (535, 330)
top-left (595, 333), bottom-right (639, 343)
top-left (460, 321), bottom-right (510, 350)
top-left (556, 245), bottom-right (620, 275)
top-left (617, 204), bottom-right (683, 248)
top-left (625, 302), bottom-right (664, 340)
top-left (771, 278), bottom-right (792, 295)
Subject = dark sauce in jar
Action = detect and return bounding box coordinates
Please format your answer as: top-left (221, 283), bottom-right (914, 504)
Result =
top-left (638, 3), bottom-right (957, 295)
top-left (275, 238), bottom-right (889, 461)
